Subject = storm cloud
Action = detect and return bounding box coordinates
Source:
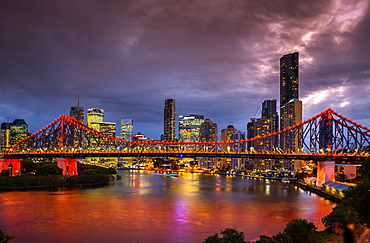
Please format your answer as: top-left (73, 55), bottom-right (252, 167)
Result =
top-left (1, 0), bottom-right (369, 139)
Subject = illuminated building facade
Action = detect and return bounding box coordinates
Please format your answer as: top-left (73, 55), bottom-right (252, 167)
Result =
top-left (199, 119), bottom-right (218, 141)
top-left (247, 100), bottom-right (279, 170)
top-left (10, 119), bottom-right (29, 146)
top-left (280, 99), bottom-right (302, 152)
top-left (164, 99), bottom-right (176, 141)
top-left (280, 52), bottom-right (302, 171)
top-left (178, 114), bottom-right (204, 142)
top-left (0, 122), bottom-right (12, 151)
top-left (262, 99), bottom-right (279, 130)
top-left (280, 52), bottom-right (299, 107)
top-left (231, 131), bottom-right (246, 170)
top-left (199, 119), bottom-right (218, 169)
top-left (220, 125), bottom-right (237, 151)
top-left (70, 106), bottom-right (84, 124)
top-left (219, 125), bottom-right (237, 169)
top-left (121, 119), bottom-right (133, 140)
top-left (87, 108), bottom-right (104, 131)
top-left (99, 122), bottom-right (116, 137)
top-left (98, 122), bottom-right (117, 165)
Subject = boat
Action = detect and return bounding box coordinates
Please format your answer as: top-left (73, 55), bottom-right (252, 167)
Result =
top-left (281, 177), bottom-right (290, 183)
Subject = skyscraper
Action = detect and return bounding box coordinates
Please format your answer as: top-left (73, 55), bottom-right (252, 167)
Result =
top-left (87, 108), bottom-right (104, 131)
top-left (121, 119), bottom-right (133, 140)
top-left (280, 99), bottom-right (302, 152)
top-left (199, 119), bottom-right (218, 142)
top-left (220, 124), bottom-right (237, 151)
top-left (98, 122), bottom-right (116, 137)
top-left (70, 106), bottom-right (84, 124)
top-left (70, 93), bottom-right (84, 123)
top-left (280, 52), bottom-right (299, 108)
top-left (10, 119), bottom-right (29, 146)
top-left (178, 114), bottom-right (204, 142)
top-left (0, 122), bottom-right (12, 151)
top-left (262, 99), bottom-right (279, 132)
top-left (231, 130), bottom-right (246, 170)
top-left (164, 99), bottom-right (176, 141)
top-left (280, 52), bottom-right (302, 170)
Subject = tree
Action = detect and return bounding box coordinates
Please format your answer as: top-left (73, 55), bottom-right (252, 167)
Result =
top-left (203, 233), bottom-right (222, 243)
top-left (203, 228), bottom-right (247, 243)
top-left (341, 157), bottom-right (370, 225)
top-left (35, 164), bottom-right (62, 176)
top-left (322, 203), bottom-right (358, 232)
top-left (272, 233), bottom-right (292, 243)
top-left (255, 235), bottom-right (278, 243)
top-left (283, 218), bottom-right (317, 243)
top-left (325, 157), bottom-right (370, 228)
top-left (0, 229), bottom-right (16, 242)
top-left (21, 159), bottom-right (37, 174)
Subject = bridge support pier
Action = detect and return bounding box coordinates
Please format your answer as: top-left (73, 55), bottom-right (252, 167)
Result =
top-left (57, 158), bottom-right (78, 176)
top-left (317, 160), bottom-right (335, 187)
top-left (0, 158), bottom-right (21, 176)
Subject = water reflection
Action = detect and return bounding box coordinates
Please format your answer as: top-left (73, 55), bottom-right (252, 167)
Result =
top-left (0, 171), bottom-right (336, 242)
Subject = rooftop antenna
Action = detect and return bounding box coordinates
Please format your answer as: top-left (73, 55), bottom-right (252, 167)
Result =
top-left (77, 93), bottom-right (80, 107)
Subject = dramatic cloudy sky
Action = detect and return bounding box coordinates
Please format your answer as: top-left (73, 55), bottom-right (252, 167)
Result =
top-left (1, 0), bottom-right (370, 139)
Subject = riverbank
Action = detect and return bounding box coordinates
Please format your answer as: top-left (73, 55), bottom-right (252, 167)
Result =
top-left (0, 174), bottom-right (112, 190)
top-left (294, 180), bottom-right (342, 203)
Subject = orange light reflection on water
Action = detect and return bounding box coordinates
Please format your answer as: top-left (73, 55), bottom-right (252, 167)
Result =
top-left (0, 172), bottom-right (336, 242)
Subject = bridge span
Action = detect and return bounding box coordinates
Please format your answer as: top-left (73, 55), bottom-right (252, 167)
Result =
top-left (1, 108), bottom-right (369, 185)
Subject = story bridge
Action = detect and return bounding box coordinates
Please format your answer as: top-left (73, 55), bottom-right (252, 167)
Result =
top-left (1, 108), bottom-right (369, 185)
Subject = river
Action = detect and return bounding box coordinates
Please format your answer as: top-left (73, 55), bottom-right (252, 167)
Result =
top-left (0, 170), bottom-right (336, 242)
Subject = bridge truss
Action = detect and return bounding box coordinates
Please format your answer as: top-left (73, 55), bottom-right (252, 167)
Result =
top-left (2, 108), bottom-right (369, 162)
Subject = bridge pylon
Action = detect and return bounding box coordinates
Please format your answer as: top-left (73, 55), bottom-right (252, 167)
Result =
top-left (0, 158), bottom-right (21, 176)
top-left (57, 158), bottom-right (78, 176)
top-left (316, 160), bottom-right (335, 187)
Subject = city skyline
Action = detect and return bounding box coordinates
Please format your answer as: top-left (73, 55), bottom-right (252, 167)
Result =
top-left (1, 1), bottom-right (370, 139)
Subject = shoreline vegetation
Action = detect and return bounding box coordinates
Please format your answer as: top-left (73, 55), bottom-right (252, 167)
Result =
top-left (0, 174), bottom-right (112, 190)
top-left (0, 161), bottom-right (118, 190)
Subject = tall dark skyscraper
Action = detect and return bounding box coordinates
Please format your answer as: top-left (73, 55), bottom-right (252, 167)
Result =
top-left (262, 99), bottom-right (279, 132)
top-left (70, 94), bottom-right (84, 123)
top-left (280, 52), bottom-right (299, 108)
top-left (262, 99), bottom-right (277, 119)
top-left (280, 52), bottom-right (302, 170)
top-left (70, 106), bottom-right (84, 123)
top-left (164, 99), bottom-right (176, 141)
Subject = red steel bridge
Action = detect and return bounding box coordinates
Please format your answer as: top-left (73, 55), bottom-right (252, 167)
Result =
top-left (1, 108), bottom-right (369, 178)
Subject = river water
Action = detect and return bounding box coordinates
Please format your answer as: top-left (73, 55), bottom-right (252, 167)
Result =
top-left (0, 170), bottom-right (336, 243)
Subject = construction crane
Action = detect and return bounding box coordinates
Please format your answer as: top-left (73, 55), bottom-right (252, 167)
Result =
top-left (254, 107), bottom-right (261, 119)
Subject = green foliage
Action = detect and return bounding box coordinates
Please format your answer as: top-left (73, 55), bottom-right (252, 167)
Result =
top-left (0, 229), bottom-right (16, 242)
top-left (327, 157), bottom-right (370, 226)
top-left (203, 228), bottom-right (247, 243)
top-left (0, 174), bottom-right (110, 189)
top-left (283, 218), bottom-right (317, 243)
top-left (255, 235), bottom-right (278, 243)
top-left (203, 233), bottom-right (221, 243)
top-left (322, 203), bottom-right (358, 231)
top-left (271, 233), bottom-right (292, 243)
top-left (20, 159), bottom-right (37, 174)
top-left (35, 163), bottom-right (62, 176)
top-left (294, 172), bottom-right (306, 182)
top-left (78, 163), bottom-right (117, 175)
